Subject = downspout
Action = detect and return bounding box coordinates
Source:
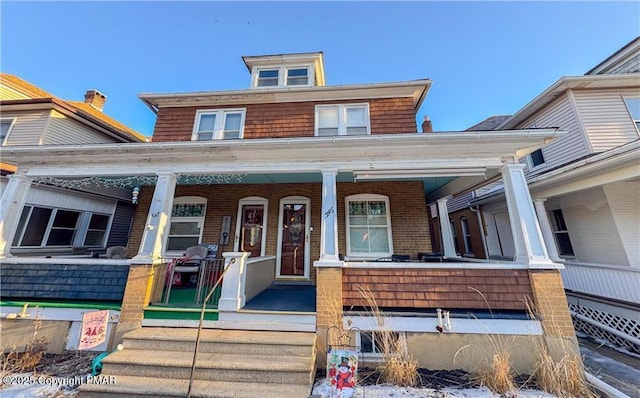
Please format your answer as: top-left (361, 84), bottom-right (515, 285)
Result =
top-left (470, 205), bottom-right (489, 259)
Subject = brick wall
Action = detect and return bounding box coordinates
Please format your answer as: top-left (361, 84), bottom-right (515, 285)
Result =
top-left (151, 98), bottom-right (417, 142)
top-left (128, 180), bottom-right (432, 282)
top-left (343, 268), bottom-right (532, 310)
top-left (528, 270), bottom-right (575, 337)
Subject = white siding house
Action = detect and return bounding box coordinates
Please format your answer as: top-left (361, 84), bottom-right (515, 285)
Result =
top-left (0, 73), bottom-right (148, 256)
top-left (471, 37), bottom-right (640, 353)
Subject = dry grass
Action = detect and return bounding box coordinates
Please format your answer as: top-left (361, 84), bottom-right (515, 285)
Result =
top-left (523, 298), bottom-right (598, 398)
top-left (1, 318), bottom-right (50, 375)
top-left (356, 285), bottom-right (419, 387)
top-left (534, 338), bottom-right (598, 398)
top-left (473, 348), bottom-right (517, 394)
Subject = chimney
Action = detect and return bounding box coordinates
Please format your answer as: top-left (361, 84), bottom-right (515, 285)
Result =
top-left (84, 89), bottom-right (107, 111)
top-left (421, 116), bottom-right (433, 133)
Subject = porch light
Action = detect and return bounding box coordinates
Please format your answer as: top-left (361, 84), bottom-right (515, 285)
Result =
top-left (353, 168), bottom-right (487, 181)
top-left (132, 186), bottom-right (140, 204)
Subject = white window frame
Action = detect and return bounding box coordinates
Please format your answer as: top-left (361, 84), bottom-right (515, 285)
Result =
top-left (81, 213), bottom-right (113, 247)
top-left (191, 109), bottom-right (246, 141)
top-left (623, 96), bottom-right (640, 133)
top-left (345, 194), bottom-right (393, 259)
top-left (548, 208), bottom-right (575, 258)
top-left (526, 148), bottom-right (546, 170)
top-left (460, 217), bottom-right (474, 256)
top-left (12, 206), bottom-right (83, 248)
top-left (165, 196), bottom-right (207, 255)
top-left (356, 330), bottom-right (404, 361)
top-left (233, 196), bottom-right (269, 257)
top-left (1, 117), bottom-right (16, 145)
top-left (315, 103), bottom-right (371, 136)
top-left (251, 64), bottom-right (314, 88)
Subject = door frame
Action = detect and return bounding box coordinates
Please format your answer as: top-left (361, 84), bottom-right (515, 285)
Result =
top-left (276, 196), bottom-right (311, 280)
top-left (233, 196), bottom-right (268, 257)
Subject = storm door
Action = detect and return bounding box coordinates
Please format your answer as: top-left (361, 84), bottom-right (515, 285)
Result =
top-left (276, 197), bottom-right (310, 279)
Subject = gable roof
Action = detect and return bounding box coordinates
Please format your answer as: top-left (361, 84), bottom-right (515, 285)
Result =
top-left (465, 115), bottom-right (511, 131)
top-left (0, 73), bottom-right (148, 142)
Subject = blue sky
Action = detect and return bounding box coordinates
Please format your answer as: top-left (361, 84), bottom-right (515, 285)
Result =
top-left (1, 2), bottom-right (638, 137)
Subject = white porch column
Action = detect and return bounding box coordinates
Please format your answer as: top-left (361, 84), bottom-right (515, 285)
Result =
top-left (0, 174), bottom-right (31, 258)
top-left (316, 169), bottom-right (341, 267)
top-left (533, 198), bottom-right (562, 262)
top-left (218, 252), bottom-right (250, 311)
top-left (502, 164), bottom-right (555, 267)
top-left (437, 196), bottom-right (457, 258)
top-left (133, 172), bottom-right (177, 262)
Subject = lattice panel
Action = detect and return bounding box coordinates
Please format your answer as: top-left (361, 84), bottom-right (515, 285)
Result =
top-left (569, 303), bottom-right (640, 354)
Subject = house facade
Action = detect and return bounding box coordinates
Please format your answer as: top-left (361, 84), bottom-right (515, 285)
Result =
top-left (0, 74), bottom-right (147, 353)
top-left (436, 38), bottom-right (640, 354)
top-left (1, 53), bottom-right (580, 394)
top-left (0, 74), bottom-right (148, 257)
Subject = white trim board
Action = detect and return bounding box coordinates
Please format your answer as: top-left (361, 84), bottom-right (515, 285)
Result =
top-left (344, 315), bottom-right (543, 336)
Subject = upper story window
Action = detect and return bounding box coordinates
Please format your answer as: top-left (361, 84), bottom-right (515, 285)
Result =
top-left (254, 66), bottom-right (311, 88)
top-left (1, 118), bottom-right (15, 145)
top-left (192, 109), bottom-right (246, 140)
top-left (316, 104), bottom-right (370, 136)
top-left (527, 148), bottom-right (546, 169)
top-left (624, 97), bottom-right (640, 132)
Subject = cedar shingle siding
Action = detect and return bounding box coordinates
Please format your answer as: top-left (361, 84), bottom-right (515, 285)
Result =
top-left (151, 98), bottom-right (417, 142)
top-left (343, 268), bottom-right (532, 310)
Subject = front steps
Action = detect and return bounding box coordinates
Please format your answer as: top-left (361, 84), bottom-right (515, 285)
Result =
top-left (80, 327), bottom-right (317, 398)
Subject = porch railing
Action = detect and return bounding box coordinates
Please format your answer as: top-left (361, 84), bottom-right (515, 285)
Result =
top-left (560, 261), bottom-right (640, 304)
top-left (151, 258), bottom-right (226, 306)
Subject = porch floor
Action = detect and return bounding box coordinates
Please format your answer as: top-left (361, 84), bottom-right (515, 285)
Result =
top-left (243, 284), bottom-right (316, 312)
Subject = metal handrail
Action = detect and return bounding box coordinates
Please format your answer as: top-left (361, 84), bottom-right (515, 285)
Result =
top-left (186, 257), bottom-right (236, 398)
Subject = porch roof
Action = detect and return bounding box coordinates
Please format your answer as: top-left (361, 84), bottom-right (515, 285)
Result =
top-left (2, 129), bottom-right (565, 196)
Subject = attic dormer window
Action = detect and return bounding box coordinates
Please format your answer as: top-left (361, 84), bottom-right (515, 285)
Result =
top-left (253, 66), bottom-right (311, 88)
top-left (257, 70), bottom-right (279, 87)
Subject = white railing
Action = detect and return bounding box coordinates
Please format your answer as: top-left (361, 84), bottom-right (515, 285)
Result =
top-left (561, 261), bottom-right (640, 304)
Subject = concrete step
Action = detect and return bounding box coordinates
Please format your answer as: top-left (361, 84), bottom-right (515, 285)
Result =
top-left (123, 327), bottom-right (315, 356)
top-left (80, 375), bottom-right (313, 398)
top-left (102, 349), bottom-right (315, 384)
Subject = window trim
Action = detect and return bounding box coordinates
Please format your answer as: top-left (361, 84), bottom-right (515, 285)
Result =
top-left (191, 109), bottom-right (246, 141)
top-left (345, 193), bottom-right (393, 259)
top-left (315, 103), bottom-right (371, 137)
top-left (526, 148), bottom-right (546, 170)
top-left (251, 64), bottom-right (314, 88)
top-left (12, 206), bottom-right (85, 248)
top-left (548, 208), bottom-right (575, 258)
top-left (165, 196), bottom-right (207, 255)
top-left (623, 96), bottom-right (640, 133)
top-left (233, 196), bottom-right (269, 257)
top-left (460, 217), bottom-right (474, 256)
top-left (0, 117), bottom-right (16, 145)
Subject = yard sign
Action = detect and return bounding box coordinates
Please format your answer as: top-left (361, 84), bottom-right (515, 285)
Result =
top-left (79, 310), bottom-right (109, 350)
top-left (327, 349), bottom-right (358, 398)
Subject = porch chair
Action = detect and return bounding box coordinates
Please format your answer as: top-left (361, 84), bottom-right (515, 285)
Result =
top-left (106, 246), bottom-right (127, 259)
top-left (165, 245), bottom-right (209, 304)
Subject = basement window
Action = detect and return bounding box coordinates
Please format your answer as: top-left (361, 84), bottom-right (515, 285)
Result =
top-left (357, 330), bottom-right (401, 356)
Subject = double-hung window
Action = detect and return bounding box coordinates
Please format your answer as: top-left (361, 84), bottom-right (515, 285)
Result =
top-left (316, 104), bottom-right (370, 136)
top-left (345, 194), bottom-right (393, 258)
top-left (527, 148), bottom-right (546, 169)
top-left (193, 109), bottom-right (245, 140)
top-left (549, 209), bottom-right (574, 257)
top-left (166, 197), bottom-right (207, 252)
top-left (624, 97), bottom-right (640, 132)
top-left (83, 214), bottom-right (111, 246)
top-left (1, 118), bottom-right (15, 145)
top-left (255, 66), bottom-right (311, 87)
top-left (13, 207), bottom-right (81, 247)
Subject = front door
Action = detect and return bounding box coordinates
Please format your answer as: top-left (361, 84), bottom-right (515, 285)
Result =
top-left (277, 197), bottom-right (310, 279)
